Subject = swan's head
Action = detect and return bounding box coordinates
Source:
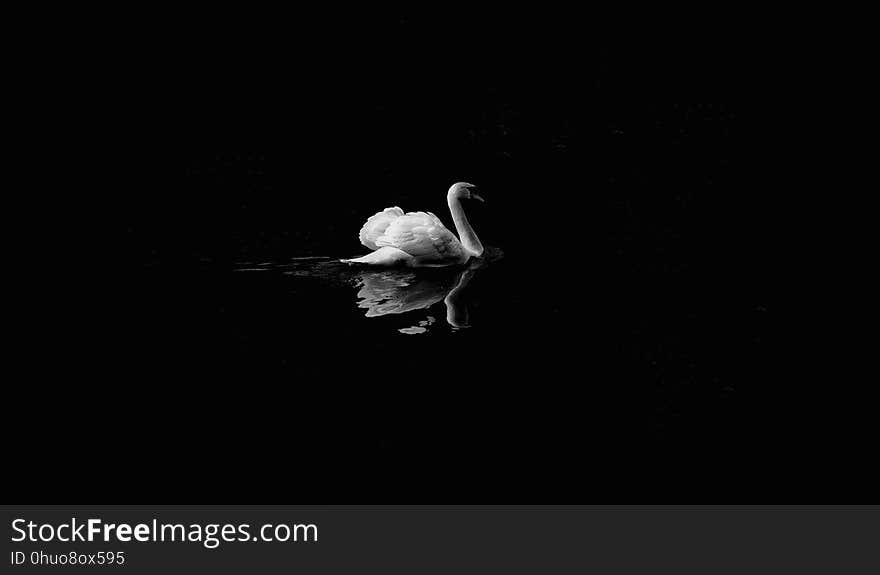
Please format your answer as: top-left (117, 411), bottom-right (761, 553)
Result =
top-left (447, 182), bottom-right (484, 202)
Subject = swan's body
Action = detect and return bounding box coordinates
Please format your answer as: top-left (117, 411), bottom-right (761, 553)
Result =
top-left (341, 182), bottom-right (484, 268)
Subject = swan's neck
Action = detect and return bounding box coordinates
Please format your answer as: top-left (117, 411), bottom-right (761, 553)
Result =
top-left (448, 195), bottom-right (484, 257)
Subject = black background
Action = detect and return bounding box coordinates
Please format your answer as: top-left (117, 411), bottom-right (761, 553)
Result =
top-left (8, 10), bottom-right (818, 502)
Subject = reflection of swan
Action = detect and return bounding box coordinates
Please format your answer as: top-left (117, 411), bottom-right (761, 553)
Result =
top-left (341, 182), bottom-right (484, 267)
top-left (354, 258), bottom-right (486, 330)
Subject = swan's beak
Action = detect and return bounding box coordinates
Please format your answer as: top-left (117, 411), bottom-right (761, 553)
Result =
top-left (471, 192), bottom-right (485, 203)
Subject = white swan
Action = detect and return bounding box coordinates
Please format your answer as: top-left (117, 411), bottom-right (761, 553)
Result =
top-left (341, 182), bottom-right (485, 267)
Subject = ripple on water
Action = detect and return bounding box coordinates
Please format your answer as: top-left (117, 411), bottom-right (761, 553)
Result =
top-left (398, 326), bottom-right (427, 335)
top-left (233, 248), bottom-right (502, 333)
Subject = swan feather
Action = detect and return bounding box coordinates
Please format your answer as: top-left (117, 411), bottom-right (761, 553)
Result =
top-left (359, 207), bottom-right (404, 250)
top-left (374, 211), bottom-right (466, 263)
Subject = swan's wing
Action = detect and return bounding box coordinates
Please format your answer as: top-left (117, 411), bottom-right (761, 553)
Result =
top-left (359, 207), bottom-right (404, 250)
top-left (375, 211), bottom-right (465, 261)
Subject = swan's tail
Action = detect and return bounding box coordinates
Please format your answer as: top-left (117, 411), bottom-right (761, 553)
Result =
top-left (340, 247), bottom-right (413, 266)
top-left (339, 255), bottom-right (371, 264)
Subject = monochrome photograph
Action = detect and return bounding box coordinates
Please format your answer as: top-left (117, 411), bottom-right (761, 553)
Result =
top-left (10, 8), bottom-right (863, 573)
top-left (11, 9), bottom-right (777, 500)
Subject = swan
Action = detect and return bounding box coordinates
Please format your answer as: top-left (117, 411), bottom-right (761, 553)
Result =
top-left (341, 182), bottom-right (484, 267)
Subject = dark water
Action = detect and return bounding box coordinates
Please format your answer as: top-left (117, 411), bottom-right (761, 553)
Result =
top-left (108, 196), bottom-right (767, 499)
top-left (9, 14), bottom-right (795, 499)
top-left (25, 102), bottom-right (779, 500)
top-left (64, 100), bottom-right (777, 499)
